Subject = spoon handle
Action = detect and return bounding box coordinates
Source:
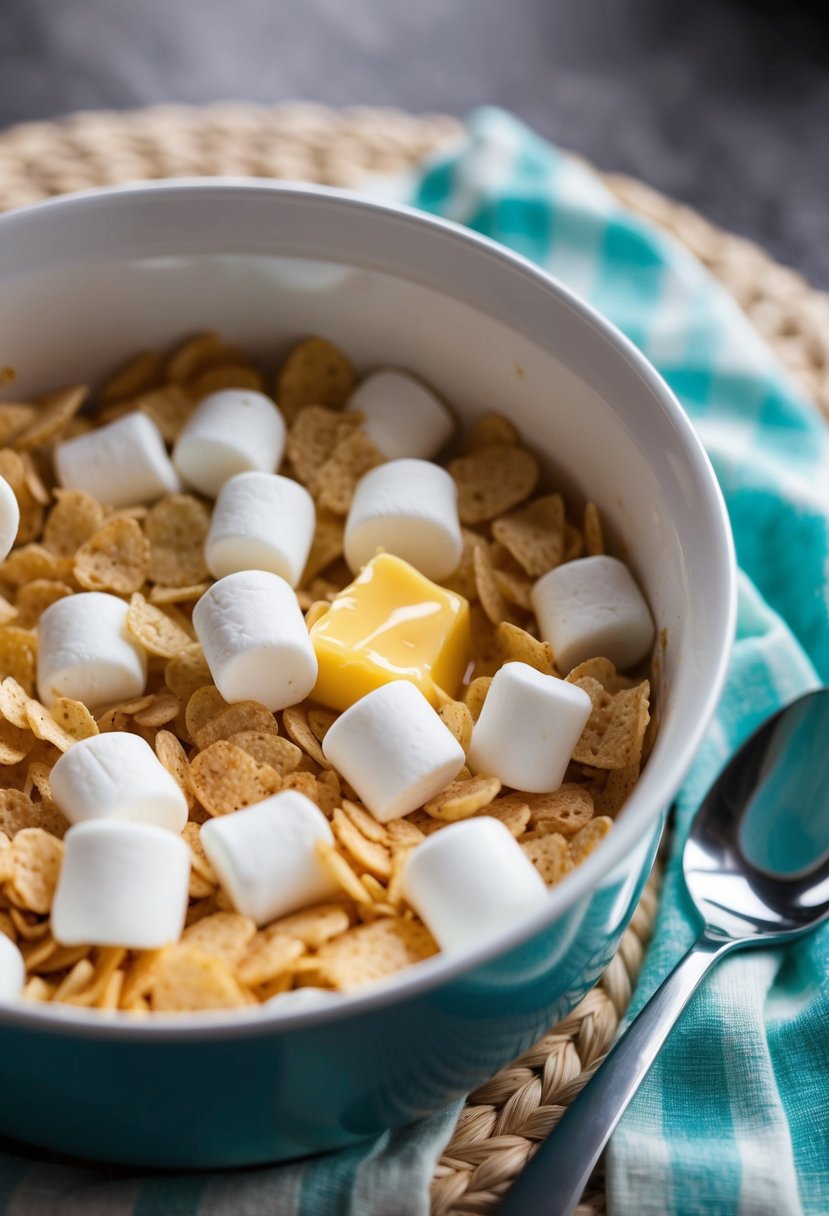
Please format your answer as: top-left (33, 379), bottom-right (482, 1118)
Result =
top-left (498, 931), bottom-right (733, 1216)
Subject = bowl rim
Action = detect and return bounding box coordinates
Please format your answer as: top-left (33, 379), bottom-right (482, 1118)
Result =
top-left (0, 179), bottom-right (737, 1040)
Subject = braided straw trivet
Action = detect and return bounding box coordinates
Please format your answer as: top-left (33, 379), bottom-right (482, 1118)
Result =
top-left (0, 101), bottom-right (826, 1215)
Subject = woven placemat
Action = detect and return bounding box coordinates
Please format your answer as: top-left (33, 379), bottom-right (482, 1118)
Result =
top-left (1, 101), bottom-right (826, 1215)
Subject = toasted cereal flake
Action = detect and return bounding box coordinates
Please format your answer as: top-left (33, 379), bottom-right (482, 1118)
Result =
top-left (465, 413), bottom-right (519, 452)
top-left (266, 904), bottom-right (351, 949)
top-left (277, 337), bottom-right (355, 425)
top-left (492, 494), bottom-right (565, 578)
top-left (135, 385), bottom-right (194, 442)
top-left (190, 740), bottom-right (282, 817)
top-left (236, 932), bottom-right (305, 987)
top-left (53, 959), bottom-right (97, 1002)
top-left (23, 760), bottom-right (53, 801)
top-left (0, 716), bottom-right (34, 765)
top-left (145, 495), bottom-right (210, 587)
top-left (183, 912), bottom-right (257, 966)
top-left (299, 510), bottom-right (345, 585)
top-left (0, 544), bottom-right (72, 588)
top-left (341, 800), bottom-right (388, 845)
top-left (492, 559), bottom-right (535, 613)
top-left (449, 444), bottom-right (538, 525)
top-left (0, 403), bottom-right (37, 446)
top-left (386, 820), bottom-right (425, 850)
top-left (283, 706), bottom-right (329, 768)
top-left (23, 976), bottom-right (56, 1002)
top-left (188, 364), bottom-right (265, 400)
top-left (165, 332), bottom-right (226, 384)
top-left (483, 794), bottom-right (531, 838)
top-left (565, 657), bottom-right (634, 693)
top-left (21, 454), bottom-right (50, 507)
top-left (0, 627), bottom-right (37, 694)
top-left (0, 595), bottom-right (16, 626)
top-left (14, 385), bottom-right (88, 450)
top-left (42, 490), bottom-right (105, 557)
top-left (74, 518), bottom-right (150, 594)
top-left (562, 522), bottom-right (584, 563)
top-left (438, 700), bottom-right (474, 753)
top-left (165, 642), bottom-right (212, 702)
top-left (571, 678), bottom-right (650, 770)
top-left (331, 808), bottom-right (392, 879)
top-left (0, 788), bottom-right (67, 839)
top-left (149, 581), bottom-right (211, 605)
top-left (14, 580), bottom-right (73, 629)
top-left (303, 601), bottom-right (329, 629)
top-left (155, 730), bottom-right (194, 805)
top-left (182, 821), bottom-right (216, 881)
top-left (185, 685), bottom-right (229, 740)
top-left (315, 430), bottom-right (385, 515)
top-left (286, 405), bottom-right (360, 490)
top-left (594, 763), bottom-right (639, 818)
top-left (495, 621), bottom-right (556, 675)
top-left (227, 731), bottom-right (302, 776)
top-left (424, 775), bottom-right (501, 822)
top-left (307, 708), bottom-right (337, 744)
top-left (315, 839), bottom-right (371, 904)
top-left (527, 785), bottom-right (594, 836)
top-left (193, 701), bottom-right (277, 750)
top-left (150, 945), bottom-right (249, 1011)
top-left (473, 546), bottom-right (519, 627)
top-left (126, 593), bottom-right (191, 658)
top-left (311, 918), bottom-right (437, 990)
top-left (132, 693), bottom-right (180, 729)
top-left (49, 698), bottom-right (99, 742)
top-left (100, 350), bottom-right (161, 404)
top-left (8, 828), bottom-right (64, 913)
top-left (569, 816), bottom-right (612, 864)
top-left (462, 675), bottom-right (492, 721)
top-left (521, 832), bottom-right (571, 885)
top-left (25, 701), bottom-right (79, 753)
top-left (440, 529), bottom-right (488, 603)
top-left (584, 502), bottom-right (604, 556)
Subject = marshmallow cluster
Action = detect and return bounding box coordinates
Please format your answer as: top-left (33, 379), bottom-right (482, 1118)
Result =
top-left (347, 369), bottom-right (454, 461)
top-left (193, 570), bottom-right (318, 711)
top-left (0, 474), bottom-right (19, 562)
top-left (37, 592), bottom-right (147, 709)
top-left (52, 820), bottom-right (191, 949)
top-left (54, 413), bottom-right (180, 508)
top-left (322, 680), bottom-right (466, 822)
top-left (201, 790), bottom-right (338, 925)
top-left (532, 555), bottom-right (655, 672)
top-left (344, 459), bottom-right (463, 581)
top-left (0, 933), bottom-right (25, 1003)
top-left (403, 818), bottom-right (549, 951)
top-left (173, 389), bottom-right (286, 498)
top-left (468, 662), bottom-right (592, 793)
top-left (205, 471), bottom-right (315, 586)
top-left (51, 733), bottom-right (188, 834)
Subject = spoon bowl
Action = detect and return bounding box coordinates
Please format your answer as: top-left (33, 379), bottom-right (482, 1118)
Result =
top-left (501, 686), bottom-right (829, 1216)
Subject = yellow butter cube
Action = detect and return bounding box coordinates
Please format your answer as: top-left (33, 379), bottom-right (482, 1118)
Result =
top-left (309, 554), bottom-right (471, 712)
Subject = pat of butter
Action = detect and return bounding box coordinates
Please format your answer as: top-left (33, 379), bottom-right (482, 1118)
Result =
top-left (309, 553), bottom-right (471, 711)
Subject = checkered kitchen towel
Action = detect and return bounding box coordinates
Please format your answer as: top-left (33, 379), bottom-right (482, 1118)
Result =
top-left (2, 109), bottom-right (828, 1215)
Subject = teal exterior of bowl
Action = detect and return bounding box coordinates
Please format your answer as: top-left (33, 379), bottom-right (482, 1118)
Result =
top-left (0, 818), bottom-right (662, 1168)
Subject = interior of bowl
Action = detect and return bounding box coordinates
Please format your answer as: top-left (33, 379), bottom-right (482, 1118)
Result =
top-left (0, 181), bottom-right (736, 1031)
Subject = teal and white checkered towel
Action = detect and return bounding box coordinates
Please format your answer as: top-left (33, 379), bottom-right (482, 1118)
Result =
top-left (2, 109), bottom-right (828, 1216)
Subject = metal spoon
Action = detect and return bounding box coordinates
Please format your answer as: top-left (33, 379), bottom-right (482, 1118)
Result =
top-left (500, 686), bottom-right (829, 1216)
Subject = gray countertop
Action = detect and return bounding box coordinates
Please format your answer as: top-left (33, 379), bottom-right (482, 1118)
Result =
top-left (1, 0), bottom-right (827, 286)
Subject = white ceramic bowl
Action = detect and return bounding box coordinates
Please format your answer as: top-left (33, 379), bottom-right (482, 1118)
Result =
top-left (0, 182), bottom-right (736, 1167)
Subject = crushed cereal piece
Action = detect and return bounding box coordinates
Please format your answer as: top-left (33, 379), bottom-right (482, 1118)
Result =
top-left (193, 701), bottom-right (278, 750)
top-left (569, 816), bottom-right (612, 864)
top-left (7, 828), bottom-right (64, 913)
top-left (449, 444), bottom-right (538, 524)
top-left (277, 337), bottom-right (355, 424)
top-left (145, 494), bottom-right (211, 587)
top-left (310, 918), bottom-right (437, 989)
top-left (424, 775), bottom-right (501, 822)
top-left (570, 677), bottom-right (650, 770)
top-left (464, 413), bottom-right (519, 452)
top-left (492, 494), bottom-right (565, 578)
top-left (127, 593), bottom-right (192, 659)
top-left (183, 912), bottom-right (257, 966)
top-left (495, 621), bottom-right (556, 675)
top-left (521, 831), bottom-right (571, 885)
top-left (149, 944), bottom-right (249, 1011)
top-left (189, 740), bottom-right (282, 816)
top-left (74, 517), bottom-right (150, 594)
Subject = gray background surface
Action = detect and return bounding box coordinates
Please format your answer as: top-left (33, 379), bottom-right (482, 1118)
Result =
top-left (0, 0), bottom-right (827, 285)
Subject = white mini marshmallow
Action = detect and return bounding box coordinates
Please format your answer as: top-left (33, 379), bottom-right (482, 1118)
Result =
top-left (200, 790), bottom-right (338, 926)
top-left (344, 459), bottom-right (463, 580)
top-left (192, 570), bottom-right (317, 711)
top-left (50, 733), bottom-right (188, 833)
top-left (37, 592), bottom-right (147, 709)
top-left (467, 662), bottom-right (592, 793)
top-left (322, 680), bottom-right (465, 823)
top-left (0, 933), bottom-right (25, 1002)
top-left (54, 412), bottom-right (180, 508)
top-left (0, 474), bottom-right (19, 561)
top-left (531, 555), bottom-right (655, 673)
top-left (173, 389), bottom-right (286, 498)
top-left (205, 471), bottom-right (315, 587)
top-left (51, 820), bottom-right (190, 949)
top-left (403, 817), bottom-right (549, 952)
top-left (347, 369), bottom-right (454, 460)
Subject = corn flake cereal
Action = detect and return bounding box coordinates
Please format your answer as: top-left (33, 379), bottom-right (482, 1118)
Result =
top-left (189, 740), bottom-right (282, 817)
top-left (277, 337), bottom-right (355, 425)
top-left (145, 494), bottom-right (210, 587)
top-left (449, 444), bottom-right (539, 524)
